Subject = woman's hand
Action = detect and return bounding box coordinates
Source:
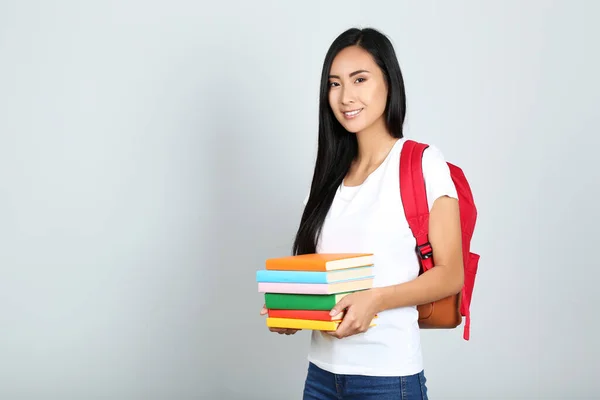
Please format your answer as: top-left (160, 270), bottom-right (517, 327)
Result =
top-left (260, 304), bottom-right (300, 335)
top-left (325, 289), bottom-right (381, 339)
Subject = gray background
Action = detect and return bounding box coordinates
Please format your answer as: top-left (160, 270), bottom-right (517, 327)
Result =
top-left (1, 1), bottom-right (598, 399)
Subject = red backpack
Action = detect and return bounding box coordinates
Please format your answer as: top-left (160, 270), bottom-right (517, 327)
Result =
top-left (399, 140), bottom-right (479, 340)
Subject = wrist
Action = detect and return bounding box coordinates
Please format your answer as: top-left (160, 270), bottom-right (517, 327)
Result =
top-left (371, 287), bottom-right (388, 313)
top-left (371, 284), bottom-right (409, 313)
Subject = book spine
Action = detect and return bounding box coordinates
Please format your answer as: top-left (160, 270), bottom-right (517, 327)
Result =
top-left (267, 309), bottom-right (341, 321)
top-left (264, 293), bottom-right (336, 310)
top-left (266, 317), bottom-right (339, 331)
top-left (258, 282), bottom-right (333, 294)
top-left (256, 270), bottom-right (327, 284)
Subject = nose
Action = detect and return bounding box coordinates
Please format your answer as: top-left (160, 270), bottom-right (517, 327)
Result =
top-left (341, 85), bottom-right (356, 105)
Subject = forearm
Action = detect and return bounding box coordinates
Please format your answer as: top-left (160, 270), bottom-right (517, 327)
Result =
top-left (373, 265), bottom-right (463, 312)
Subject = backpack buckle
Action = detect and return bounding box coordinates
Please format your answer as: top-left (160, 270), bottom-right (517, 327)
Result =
top-left (416, 242), bottom-right (433, 259)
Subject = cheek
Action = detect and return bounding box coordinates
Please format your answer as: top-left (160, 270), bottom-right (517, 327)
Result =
top-left (364, 86), bottom-right (387, 113)
top-left (328, 92), bottom-right (343, 122)
top-left (328, 88), bottom-right (339, 102)
top-left (328, 92), bottom-right (337, 110)
top-left (359, 87), bottom-right (376, 106)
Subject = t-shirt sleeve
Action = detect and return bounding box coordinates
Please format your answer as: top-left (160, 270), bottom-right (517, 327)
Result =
top-left (421, 144), bottom-right (458, 211)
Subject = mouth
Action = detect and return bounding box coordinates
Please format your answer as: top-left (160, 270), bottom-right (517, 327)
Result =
top-left (342, 108), bottom-right (363, 119)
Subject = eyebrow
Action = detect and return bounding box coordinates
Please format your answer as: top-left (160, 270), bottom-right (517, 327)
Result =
top-left (328, 69), bottom-right (370, 79)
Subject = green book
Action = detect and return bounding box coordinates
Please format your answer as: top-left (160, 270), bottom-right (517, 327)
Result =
top-left (264, 291), bottom-right (362, 310)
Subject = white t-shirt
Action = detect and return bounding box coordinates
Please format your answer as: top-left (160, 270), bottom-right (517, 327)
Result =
top-left (302, 137), bottom-right (458, 377)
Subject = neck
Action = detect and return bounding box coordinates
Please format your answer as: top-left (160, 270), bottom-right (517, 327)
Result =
top-left (354, 118), bottom-right (398, 166)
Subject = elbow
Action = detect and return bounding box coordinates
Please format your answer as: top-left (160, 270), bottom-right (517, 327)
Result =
top-left (453, 273), bottom-right (464, 294)
top-left (447, 265), bottom-right (464, 295)
top-left (456, 269), bottom-right (465, 293)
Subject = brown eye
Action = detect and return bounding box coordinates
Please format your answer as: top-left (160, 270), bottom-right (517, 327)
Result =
top-left (355, 77), bottom-right (366, 83)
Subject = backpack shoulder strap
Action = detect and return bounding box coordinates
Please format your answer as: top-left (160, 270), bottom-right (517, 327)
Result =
top-left (399, 139), bottom-right (435, 272)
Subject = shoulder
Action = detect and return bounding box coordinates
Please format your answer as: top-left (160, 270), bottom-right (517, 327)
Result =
top-left (420, 143), bottom-right (447, 169)
top-left (413, 141), bottom-right (458, 208)
top-left (400, 139), bottom-right (451, 176)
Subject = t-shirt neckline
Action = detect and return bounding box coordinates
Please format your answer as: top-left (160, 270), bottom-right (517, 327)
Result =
top-left (341, 138), bottom-right (403, 190)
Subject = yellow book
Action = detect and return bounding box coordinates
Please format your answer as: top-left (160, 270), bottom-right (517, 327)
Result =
top-left (266, 317), bottom-right (377, 331)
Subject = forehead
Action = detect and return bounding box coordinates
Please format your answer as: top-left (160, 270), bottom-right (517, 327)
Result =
top-left (330, 46), bottom-right (378, 75)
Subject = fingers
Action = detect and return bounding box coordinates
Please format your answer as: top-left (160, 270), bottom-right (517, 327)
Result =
top-left (329, 295), bottom-right (352, 317)
top-left (261, 304), bottom-right (299, 335)
top-left (326, 295), bottom-right (353, 338)
top-left (325, 323), bottom-right (348, 339)
top-left (269, 328), bottom-right (299, 335)
top-left (325, 313), bottom-right (368, 339)
top-left (325, 315), bottom-right (351, 339)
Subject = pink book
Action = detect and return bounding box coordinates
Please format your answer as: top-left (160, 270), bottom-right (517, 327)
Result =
top-left (258, 277), bottom-right (374, 294)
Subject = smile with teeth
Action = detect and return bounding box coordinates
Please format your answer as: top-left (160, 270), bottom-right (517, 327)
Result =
top-left (343, 108), bottom-right (363, 119)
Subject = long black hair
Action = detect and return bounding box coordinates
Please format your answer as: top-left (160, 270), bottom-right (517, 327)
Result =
top-left (292, 27), bottom-right (408, 255)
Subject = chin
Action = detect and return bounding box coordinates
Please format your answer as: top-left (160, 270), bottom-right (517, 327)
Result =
top-left (339, 120), bottom-right (367, 134)
top-left (342, 126), bottom-right (360, 134)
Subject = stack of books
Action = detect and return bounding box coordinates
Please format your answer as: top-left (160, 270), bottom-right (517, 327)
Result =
top-left (257, 253), bottom-right (377, 331)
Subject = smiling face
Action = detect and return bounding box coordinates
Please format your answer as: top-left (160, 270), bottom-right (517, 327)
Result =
top-left (327, 45), bottom-right (389, 134)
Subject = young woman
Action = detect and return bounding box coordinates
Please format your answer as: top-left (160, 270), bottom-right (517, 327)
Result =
top-left (261, 27), bottom-right (464, 399)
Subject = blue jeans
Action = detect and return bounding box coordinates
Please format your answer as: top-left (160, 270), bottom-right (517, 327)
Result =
top-left (302, 362), bottom-right (428, 400)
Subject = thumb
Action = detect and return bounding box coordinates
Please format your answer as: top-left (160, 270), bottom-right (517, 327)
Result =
top-left (330, 295), bottom-right (351, 316)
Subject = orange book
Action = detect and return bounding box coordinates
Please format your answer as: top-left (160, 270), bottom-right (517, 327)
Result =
top-left (266, 253), bottom-right (374, 272)
top-left (267, 309), bottom-right (344, 321)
